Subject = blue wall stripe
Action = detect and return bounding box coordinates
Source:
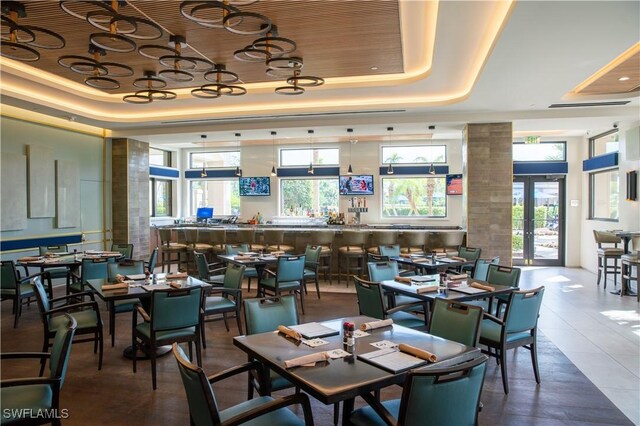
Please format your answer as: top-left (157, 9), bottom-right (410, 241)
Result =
top-left (513, 162), bottom-right (568, 175)
top-left (277, 167), bottom-right (340, 177)
top-left (150, 166), bottom-right (179, 178)
top-left (379, 165), bottom-right (449, 176)
top-left (583, 152), bottom-right (618, 172)
top-left (1, 234), bottom-right (83, 252)
top-left (185, 169), bottom-right (238, 179)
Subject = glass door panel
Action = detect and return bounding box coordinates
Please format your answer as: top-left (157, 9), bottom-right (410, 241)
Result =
top-left (512, 181), bottom-right (525, 261)
top-left (532, 181), bottom-right (560, 262)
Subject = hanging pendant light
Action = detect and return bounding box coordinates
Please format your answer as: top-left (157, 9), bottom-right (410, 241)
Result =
top-left (234, 132), bottom-right (242, 177)
top-left (307, 129), bottom-right (314, 175)
top-left (347, 128), bottom-right (355, 175)
top-left (200, 134), bottom-right (207, 177)
top-left (386, 127), bottom-right (394, 174)
top-left (428, 163), bottom-right (436, 175)
top-left (270, 131), bottom-right (277, 176)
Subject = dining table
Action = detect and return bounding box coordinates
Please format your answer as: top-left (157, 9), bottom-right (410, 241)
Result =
top-left (233, 315), bottom-right (481, 425)
top-left (217, 253), bottom-right (281, 280)
top-left (614, 231), bottom-right (640, 254)
top-left (390, 255), bottom-right (475, 275)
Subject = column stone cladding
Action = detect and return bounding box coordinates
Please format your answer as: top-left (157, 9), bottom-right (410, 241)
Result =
top-left (464, 122), bottom-right (513, 265)
top-left (112, 138), bottom-right (149, 260)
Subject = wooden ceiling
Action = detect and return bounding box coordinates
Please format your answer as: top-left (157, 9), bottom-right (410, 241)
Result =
top-left (2, 0), bottom-right (403, 94)
top-left (576, 49), bottom-right (640, 95)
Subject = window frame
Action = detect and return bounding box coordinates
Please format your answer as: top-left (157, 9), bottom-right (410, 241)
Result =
top-left (279, 177), bottom-right (340, 216)
top-left (189, 150), bottom-right (240, 169)
top-left (189, 178), bottom-right (240, 217)
top-left (149, 147), bottom-right (172, 167)
top-left (512, 141), bottom-right (567, 162)
top-left (589, 128), bottom-right (618, 158)
top-left (279, 147), bottom-right (340, 167)
top-left (380, 175), bottom-right (448, 219)
top-left (588, 168), bottom-right (619, 222)
top-left (149, 177), bottom-right (173, 217)
top-left (380, 144), bottom-right (447, 165)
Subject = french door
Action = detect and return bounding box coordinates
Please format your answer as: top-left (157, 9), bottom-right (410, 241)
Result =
top-left (512, 176), bottom-right (565, 266)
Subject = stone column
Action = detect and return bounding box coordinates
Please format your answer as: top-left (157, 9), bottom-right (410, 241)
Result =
top-left (463, 123), bottom-right (513, 265)
top-left (112, 138), bottom-right (149, 260)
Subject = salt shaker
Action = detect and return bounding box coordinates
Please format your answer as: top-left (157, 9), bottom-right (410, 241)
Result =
top-left (346, 322), bottom-right (355, 347)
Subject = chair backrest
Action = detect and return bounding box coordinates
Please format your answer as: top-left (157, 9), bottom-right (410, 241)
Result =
top-left (631, 235), bottom-right (640, 252)
top-left (593, 230), bottom-right (621, 246)
top-left (441, 231), bottom-right (465, 248)
top-left (343, 230), bottom-right (367, 246)
top-left (80, 257), bottom-right (112, 282)
top-left (429, 299), bottom-right (483, 347)
top-left (263, 229), bottom-right (285, 245)
top-left (402, 231), bottom-right (426, 248)
top-left (111, 243), bottom-right (134, 259)
top-left (353, 276), bottom-right (386, 320)
top-left (367, 253), bottom-right (390, 263)
top-left (107, 260), bottom-right (144, 281)
top-left (225, 243), bottom-right (250, 255)
top-left (49, 314), bottom-right (77, 387)
top-left (371, 231), bottom-right (398, 246)
top-left (276, 255), bottom-right (305, 283)
top-left (32, 276), bottom-right (51, 320)
top-left (173, 343), bottom-right (221, 426)
top-left (304, 245), bottom-right (322, 265)
top-left (368, 261), bottom-right (399, 282)
top-left (504, 287), bottom-right (545, 334)
top-left (0, 260), bottom-right (18, 291)
top-left (147, 247), bottom-right (158, 273)
top-left (183, 229), bottom-right (199, 245)
top-left (39, 245), bottom-right (69, 256)
top-left (424, 232), bottom-right (442, 252)
top-left (223, 263), bottom-right (246, 290)
top-left (236, 228), bottom-right (256, 244)
top-left (472, 257), bottom-right (500, 281)
top-left (458, 246), bottom-right (482, 261)
top-left (486, 264), bottom-right (521, 288)
top-left (243, 295), bottom-right (299, 335)
top-left (310, 230), bottom-right (334, 246)
top-left (150, 287), bottom-right (203, 331)
top-left (158, 228), bottom-right (173, 245)
top-left (379, 244), bottom-right (400, 257)
top-left (397, 355), bottom-right (487, 426)
top-left (207, 229), bottom-right (226, 247)
top-left (193, 252), bottom-right (210, 280)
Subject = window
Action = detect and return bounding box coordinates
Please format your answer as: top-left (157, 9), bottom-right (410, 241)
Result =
top-left (150, 178), bottom-right (172, 217)
top-left (280, 178), bottom-right (339, 216)
top-left (280, 148), bottom-right (339, 167)
top-left (190, 180), bottom-right (239, 216)
top-left (381, 145), bottom-right (446, 165)
top-left (590, 170), bottom-right (619, 221)
top-left (513, 142), bottom-right (566, 161)
top-left (149, 147), bottom-right (172, 167)
top-left (382, 177), bottom-right (446, 217)
top-left (590, 129), bottom-right (619, 157)
top-left (190, 151), bottom-right (240, 169)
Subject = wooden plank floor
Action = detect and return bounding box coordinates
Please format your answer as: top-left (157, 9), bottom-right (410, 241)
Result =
top-left (1, 287), bottom-right (633, 426)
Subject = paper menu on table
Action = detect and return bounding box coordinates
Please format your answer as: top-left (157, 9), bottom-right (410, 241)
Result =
top-left (289, 322), bottom-right (340, 339)
top-left (358, 348), bottom-right (427, 373)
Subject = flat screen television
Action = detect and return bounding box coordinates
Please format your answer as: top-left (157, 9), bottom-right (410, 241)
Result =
top-left (446, 174), bottom-right (463, 195)
top-left (339, 175), bottom-right (374, 195)
top-left (196, 207), bottom-right (214, 219)
top-left (239, 176), bottom-right (271, 196)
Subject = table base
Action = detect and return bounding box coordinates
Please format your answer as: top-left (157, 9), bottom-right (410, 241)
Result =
top-left (122, 344), bottom-right (172, 360)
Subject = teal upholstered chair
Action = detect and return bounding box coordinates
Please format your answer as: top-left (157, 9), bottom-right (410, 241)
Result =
top-left (68, 257), bottom-right (113, 295)
top-left (353, 276), bottom-right (427, 329)
top-left (367, 261), bottom-right (423, 311)
top-left (105, 260), bottom-right (145, 347)
top-left (194, 251), bottom-right (225, 285)
top-left (258, 255), bottom-right (306, 314)
top-left (378, 244), bottom-right (401, 258)
top-left (38, 245), bottom-right (72, 288)
top-left (302, 245), bottom-right (322, 299)
top-left (172, 343), bottom-right (313, 426)
top-left (201, 263), bottom-right (246, 347)
top-left (428, 299), bottom-right (483, 347)
top-left (132, 286), bottom-right (203, 390)
top-left (225, 244), bottom-right (259, 292)
top-left (0, 314), bottom-right (77, 426)
top-left (457, 246), bottom-right (482, 275)
top-left (349, 355), bottom-right (488, 426)
top-left (367, 253), bottom-right (390, 263)
top-left (32, 276), bottom-right (103, 373)
top-left (111, 243), bottom-right (134, 259)
top-left (145, 247), bottom-right (158, 274)
top-left (472, 257), bottom-right (500, 281)
top-left (480, 286), bottom-right (545, 394)
top-left (1, 261), bottom-right (48, 327)
top-left (487, 264), bottom-right (522, 315)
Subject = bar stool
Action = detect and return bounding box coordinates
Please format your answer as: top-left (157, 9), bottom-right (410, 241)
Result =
top-left (366, 231), bottom-right (398, 255)
top-left (620, 236), bottom-right (638, 299)
top-left (207, 228), bottom-right (227, 256)
top-left (158, 228), bottom-right (187, 273)
top-left (263, 229), bottom-right (295, 253)
top-left (236, 228), bottom-right (264, 251)
top-left (436, 231), bottom-right (465, 256)
top-left (594, 230), bottom-right (623, 289)
top-left (338, 230), bottom-right (367, 285)
top-left (195, 229), bottom-right (215, 257)
top-left (310, 230), bottom-right (335, 284)
top-left (424, 231), bottom-right (442, 254)
top-left (400, 231), bottom-right (426, 255)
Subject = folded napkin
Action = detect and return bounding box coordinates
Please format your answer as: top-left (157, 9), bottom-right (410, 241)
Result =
top-left (101, 252), bottom-right (123, 256)
top-left (416, 285), bottom-right (438, 294)
top-left (284, 352), bottom-right (330, 368)
top-left (277, 325), bottom-right (302, 341)
top-left (411, 257), bottom-right (429, 263)
top-left (115, 274), bottom-right (126, 283)
top-left (102, 282), bottom-right (129, 291)
top-left (448, 273), bottom-right (468, 281)
top-left (400, 253), bottom-right (413, 258)
top-left (399, 343), bottom-right (437, 362)
top-left (169, 281), bottom-right (182, 289)
top-left (234, 255), bottom-right (253, 261)
top-left (451, 256), bottom-right (467, 262)
top-left (18, 256), bottom-right (43, 262)
top-left (166, 272), bottom-right (188, 279)
top-left (270, 250), bottom-right (285, 256)
top-left (360, 318), bottom-right (394, 331)
top-left (470, 282), bottom-right (495, 292)
top-left (394, 276), bottom-right (412, 284)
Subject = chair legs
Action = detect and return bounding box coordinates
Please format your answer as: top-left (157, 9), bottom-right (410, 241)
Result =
top-left (499, 348), bottom-right (509, 394)
top-left (597, 254), bottom-right (621, 289)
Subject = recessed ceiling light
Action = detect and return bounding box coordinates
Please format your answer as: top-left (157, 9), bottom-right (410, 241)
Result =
top-left (370, 66), bottom-right (378, 70)
top-left (618, 76), bottom-right (630, 81)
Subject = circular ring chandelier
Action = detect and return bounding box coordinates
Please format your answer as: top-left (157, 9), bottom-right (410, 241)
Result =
top-left (124, 71), bottom-right (176, 104)
top-left (58, 44), bottom-right (133, 90)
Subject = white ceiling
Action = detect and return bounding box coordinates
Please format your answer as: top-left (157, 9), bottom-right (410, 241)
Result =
top-left (1, 0), bottom-right (639, 148)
